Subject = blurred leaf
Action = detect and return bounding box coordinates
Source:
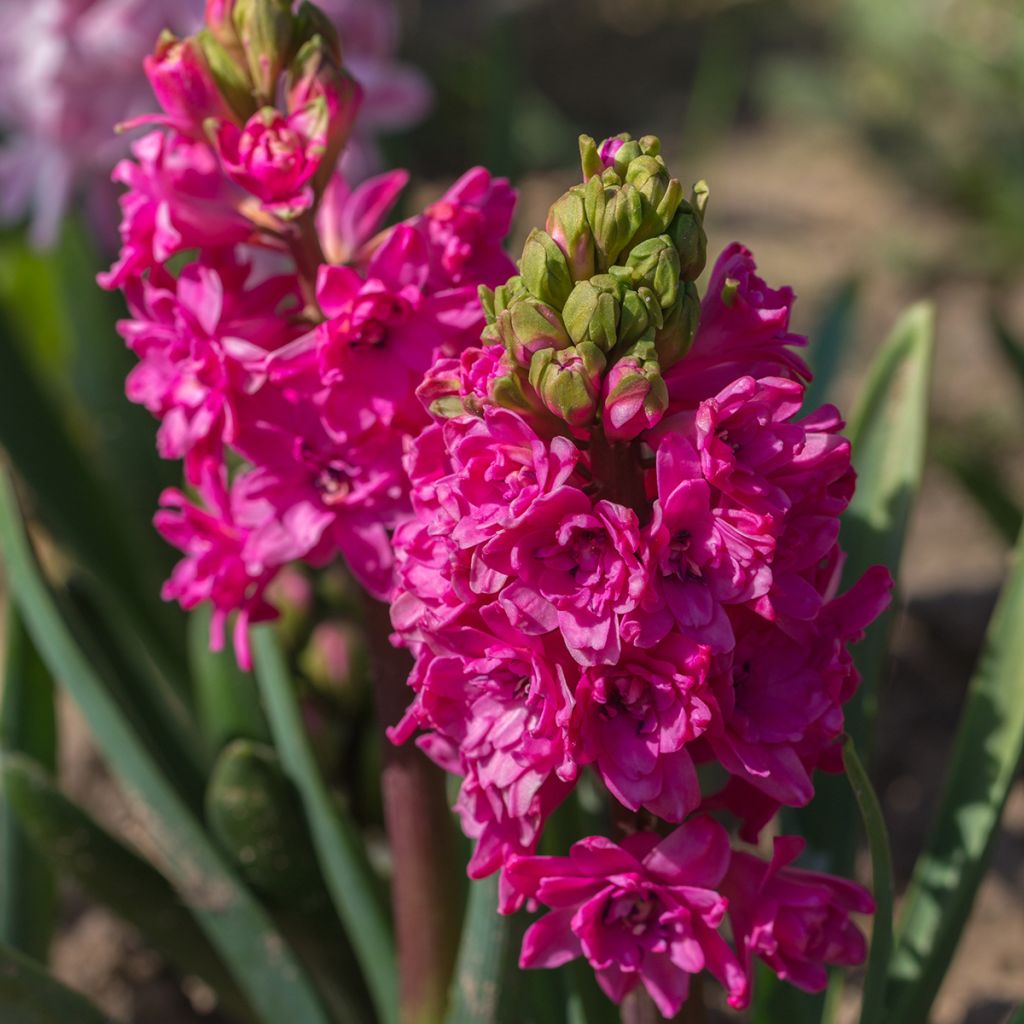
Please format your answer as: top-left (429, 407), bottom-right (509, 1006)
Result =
top-left (843, 300), bottom-right (934, 733)
top-left (206, 739), bottom-right (372, 1024)
top-left (886, 523), bottom-right (1024, 1024)
top-left (843, 737), bottom-right (894, 1024)
top-left (750, 965), bottom-right (824, 1024)
top-left (934, 440), bottom-right (1022, 546)
top-left (0, 467), bottom-right (333, 1024)
top-left (798, 302), bottom-right (934, 883)
top-left (251, 625), bottom-right (398, 1024)
top-left (57, 220), bottom-right (178, 536)
top-left (0, 608), bottom-right (56, 960)
top-left (190, 607), bottom-right (271, 755)
top-left (0, 305), bottom-right (186, 687)
top-left (0, 941), bottom-right (117, 1023)
top-left (803, 278), bottom-right (859, 410)
top-left (991, 312), bottom-right (1024, 396)
top-left (445, 875), bottom-right (517, 1024)
top-left (1, 754), bottom-right (253, 1024)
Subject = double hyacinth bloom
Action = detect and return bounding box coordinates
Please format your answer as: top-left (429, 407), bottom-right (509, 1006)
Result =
top-left (104, 2), bottom-right (885, 1009)
top-left (0, 0), bottom-right (430, 246)
top-left (102, 0), bottom-right (513, 666)
top-left (388, 133), bottom-right (891, 1012)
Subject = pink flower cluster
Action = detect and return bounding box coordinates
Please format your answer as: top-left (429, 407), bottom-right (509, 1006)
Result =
top-left (0, 0), bottom-right (430, 247)
top-left (387, 135), bottom-right (892, 1012)
top-left (101, 0), bottom-right (514, 666)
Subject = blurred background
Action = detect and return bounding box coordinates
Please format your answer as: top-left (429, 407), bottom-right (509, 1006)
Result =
top-left (0, 0), bottom-right (1022, 1021)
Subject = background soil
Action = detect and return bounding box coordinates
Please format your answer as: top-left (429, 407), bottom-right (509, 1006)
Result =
top-left (21, 121), bottom-right (1024, 1023)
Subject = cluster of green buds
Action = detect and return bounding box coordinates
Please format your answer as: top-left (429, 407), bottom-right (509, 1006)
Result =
top-left (478, 133), bottom-right (709, 438)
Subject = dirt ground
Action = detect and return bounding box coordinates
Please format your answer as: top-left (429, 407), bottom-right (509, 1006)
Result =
top-left (21, 120), bottom-right (1024, 1022)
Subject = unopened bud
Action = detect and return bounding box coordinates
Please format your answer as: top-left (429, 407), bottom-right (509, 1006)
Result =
top-left (293, 1), bottom-right (342, 61)
top-left (579, 134), bottom-right (604, 181)
top-left (654, 282), bottom-right (701, 368)
top-left (562, 275), bottom-right (623, 353)
top-left (625, 155), bottom-right (683, 240)
top-left (625, 235), bottom-right (680, 309)
top-left (583, 175), bottom-right (644, 271)
top-left (618, 287), bottom-right (654, 348)
top-left (197, 29), bottom-right (258, 121)
top-left (300, 621), bottom-right (367, 707)
top-left (232, 0), bottom-right (295, 103)
top-left (144, 31), bottom-right (232, 135)
top-left (666, 184), bottom-right (709, 282)
top-left (528, 343), bottom-right (606, 428)
top-left (546, 187), bottom-right (595, 282)
top-left (601, 340), bottom-right (668, 441)
top-left (520, 229), bottom-right (574, 310)
top-left (498, 297), bottom-right (572, 366)
top-left (205, 0), bottom-right (246, 62)
top-left (490, 354), bottom-right (551, 420)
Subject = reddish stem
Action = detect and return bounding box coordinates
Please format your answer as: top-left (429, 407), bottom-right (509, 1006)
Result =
top-left (365, 597), bottom-right (461, 1024)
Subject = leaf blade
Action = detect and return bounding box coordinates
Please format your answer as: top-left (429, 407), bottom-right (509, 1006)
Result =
top-left (251, 625), bottom-right (398, 1024)
top-left (843, 737), bottom-right (894, 1024)
top-left (0, 467), bottom-right (332, 1024)
top-left (0, 942), bottom-right (117, 1024)
top-left (0, 608), bottom-right (56, 960)
top-left (885, 523), bottom-right (1024, 1023)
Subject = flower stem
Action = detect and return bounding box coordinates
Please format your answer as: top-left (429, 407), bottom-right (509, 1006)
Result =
top-left (365, 597), bottom-right (462, 1024)
top-left (620, 977), bottom-right (705, 1024)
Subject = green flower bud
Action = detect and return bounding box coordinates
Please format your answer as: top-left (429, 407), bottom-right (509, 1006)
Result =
top-left (546, 187), bottom-right (595, 282)
top-left (583, 175), bottom-right (644, 271)
top-left (498, 297), bottom-right (572, 366)
top-left (528, 343), bottom-right (606, 428)
top-left (562, 274), bottom-right (624, 352)
top-left (666, 182), bottom-right (709, 282)
top-left (293, 1), bottom-right (341, 61)
top-left (478, 284), bottom-right (497, 324)
top-left (654, 282), bottom-right (701, 368)
top-left (494, 275), bottom-right (528, 316)
top-left (197, 29), bottom-right (258, 121)
top-left (579, 134), bottom-right (604, 181)
top-left (623, 155), bottom-right (683, 240)
top-left (232, 0), bottom-right (295, 103)
top-left (520, 229), bottom-right (574, 310)
top-left (491, 355), bottom-right (551, 419)
top-left (618, 287), bottom-right (654, 348)
top-left (625, 235), bottom-right (680, 309)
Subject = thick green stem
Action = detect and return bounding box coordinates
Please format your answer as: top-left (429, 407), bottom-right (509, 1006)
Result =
top-left (366, 598), bottom-right (462, 1024)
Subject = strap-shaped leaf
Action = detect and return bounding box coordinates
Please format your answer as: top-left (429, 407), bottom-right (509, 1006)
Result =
top-left (797, 302), bottom-right (934, 884)
top-left (1, 754), bottom-right (253, 1023)
top-left (0, 467), bottom-right (331, 1024)
top-left (251, 625), bottom-right (398, 1024)
top-left (445, 875), bottom-right (516, 1024)
top-left (0, 942), bottom-right (117, 1024)
top-left (803, 277), bottom-right (859, 410)
top-left (885, 523), bottom-right (1024, 1023)
top-left (843, 737), bottom-right (894, 1024)
top-left (0, 609), bottom-right (56, 960)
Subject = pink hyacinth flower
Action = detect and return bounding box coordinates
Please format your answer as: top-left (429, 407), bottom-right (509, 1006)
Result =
top-left (504, 817), bottom-right (748, 1016)
top-left (213, 108), bottom-right (325, 219)
top-left (724, 835), bottom-right (874, 1004)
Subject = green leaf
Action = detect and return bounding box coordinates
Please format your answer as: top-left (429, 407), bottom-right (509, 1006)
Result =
top-left (190, 607), bottom-right (271, 755)
top-left (843, 300), bottom-right (934, 737)
top-left (843, 737), bottom-right (894, 1024)
top-left (804, 277), bottom-right (859, 410)
top-left (251, 625), bottom-right (398, 1024)
top-left (885, 523), bottom-right (1024, 1024)
top-left (1008, 1005), bottom-right (1024, 1024)
top-left (0, 467), bottom-right (332, 1024)
top-left (0, 608), bottom-right (56, 960)
top-left (991, 312), bottom-right (1024, 395)
top-left (796, 302), bottom-right (934, 880)
top-left (0, 941), bottom-right (117, 1024)
top-left (445, 875), bottom-right (517, 1024)
top-left (1, 754), bottom-right (253, 1024)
